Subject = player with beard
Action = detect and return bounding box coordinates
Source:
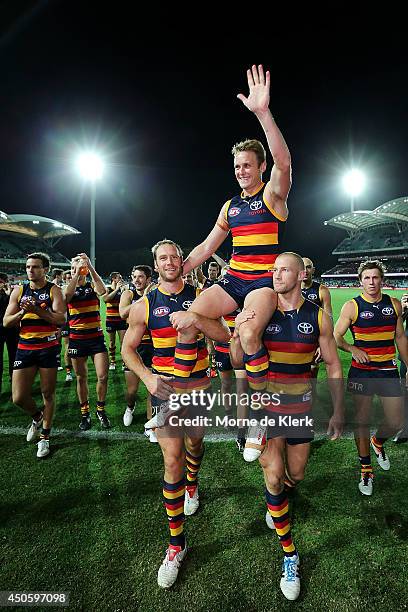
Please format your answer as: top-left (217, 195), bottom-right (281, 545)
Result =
top-left (119, 265), bottom-right (155, 439)
top-left (235, 252), bottom-right (343, 600)
top-left (3, 253), bottom-right (65, 458)
top-left (122, 239), bottom-right (230, 589)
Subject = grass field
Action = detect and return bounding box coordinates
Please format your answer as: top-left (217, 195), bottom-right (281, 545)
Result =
top-left (1, 288), bottom-right (408, 611)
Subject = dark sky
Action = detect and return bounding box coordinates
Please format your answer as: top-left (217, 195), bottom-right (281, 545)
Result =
top-left (0, 2), bottom-right (407, 273)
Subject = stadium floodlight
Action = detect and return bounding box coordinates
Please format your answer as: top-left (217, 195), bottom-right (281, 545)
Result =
top-left (75, 151), bottom-right (104, 267)
top-left (342, 169), bottom-right (366, 212)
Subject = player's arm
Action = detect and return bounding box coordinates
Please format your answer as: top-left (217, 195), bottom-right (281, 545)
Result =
top-left (119, 289), bottom-right (133, 320)
top-left (182, 203), bottom-right (230, 275)
top-left (82, 255), bottom-right (107, 297)
top-left (103, 286), bottom-right (120, 303)
top-left (44, 285), bottom-right (66, 326)
top-left (392, 298), bottom-right (408, 372)
top-left (320, 285), bottom-right (333, 319)
top-left (121, 300), bottom-right (174, 400)
top-left (318, 311), bottom-right (344, 440)
top-left (195, 266), bottom-right (205, 286)
top-left (237, 64), bottom-right (291, 220)
top-left (3, 286), bottom-right (25, 327)
top-left (334, 301), bottom-right (369, 364)
top-left (169, 310), bottom-right (231, 344)
top-left (211, 253), bottom-right (228, 270)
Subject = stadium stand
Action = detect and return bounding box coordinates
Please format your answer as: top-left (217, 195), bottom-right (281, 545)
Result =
top-left (0, 211), bottom-right (80, 279)
top-left (322, 197), bottom-right (408, 287)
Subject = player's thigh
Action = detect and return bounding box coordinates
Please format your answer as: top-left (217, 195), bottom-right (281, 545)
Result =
top-left (157, 432), bottom-right (185, 463)
top-left (190, 285), bottom-right (239, 319)
top-left (380, 395), bottom-right (403, 428)
top-left (12, 366), bottom-right (38, 400)
top-left (72, 356), bottom-right (88, 377)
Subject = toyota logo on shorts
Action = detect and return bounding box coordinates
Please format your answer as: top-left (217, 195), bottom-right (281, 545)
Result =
top-left (382, 307), bottom-right (394, 316)
top-left (182, 301), bottom-right (193, 310)
top-left (297, 322), bottom-right (314, 334)
top-left (360, 311), bottom-right (374, 319)
top-left (153, 306), bottom-right (170, 317)
top-left (229, 207), bottom-right (241, 217)
top-left (266, 323), bottom-right (282, 334)
top-left (250, 200), bottom-right (263, 211)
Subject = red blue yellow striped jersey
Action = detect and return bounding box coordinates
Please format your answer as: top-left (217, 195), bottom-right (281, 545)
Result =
top-left (67, 282), bottom-right (103, 341)
top-left (105, 286), bottom-right (122, 325)
top-left (17, 281), bottom-right (59, 351)
top-left (222, 183), bottom-right (286, 280)
top-left (350, 293), bottom-right (398, 371)
top-left (145, 283), bottom-right (209, 389)
top-left (301, 280), bottom-right (323, 308)
top-left (263, 298), bottom-right (322, 413)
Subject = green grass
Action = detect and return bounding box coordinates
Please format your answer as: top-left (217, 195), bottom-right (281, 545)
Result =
top-left (0, 290), bottom-right (407, 611)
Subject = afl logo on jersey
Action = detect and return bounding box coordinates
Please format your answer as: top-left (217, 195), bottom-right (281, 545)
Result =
top-left (182, 301), bottom-right (193, 310)
top-left (298, 322), bottom-right (314, 334)
top-left (38, 293), bottom-right (49, 301)
top-left (229, 207), bottom-right (241, 217)
top-left (382, 307), bottom-right (394, 316)
top-left (266, 323), bottom-right (282, 334)
top-left (360, 311), bottom-right (375, 319)
top-left (153, 306), bottom-right (170, 317)
top-left (308, 293), bottom-right (318, 301)
top-left (250, 200), bottom-right (263, 211)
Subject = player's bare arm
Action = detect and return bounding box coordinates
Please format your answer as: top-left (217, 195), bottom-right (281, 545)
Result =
top-left (319, 311), bottom-right (344, 439)
top-left (237, 64), bottom-right (291, 219)
top-left (121, 300), bottom-right (173, 400)
top-left (334, 300), bottom-right (369, 364)
top-left (182, 203), bottom-right (230, 275)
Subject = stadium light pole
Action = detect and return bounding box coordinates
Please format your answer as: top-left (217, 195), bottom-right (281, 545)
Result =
top-left (76, 152), bottom-right (104, 267)
top-left (342, 169), bottom-right (365, 212)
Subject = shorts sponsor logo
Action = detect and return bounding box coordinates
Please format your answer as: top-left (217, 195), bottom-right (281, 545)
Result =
top-left (182, 301), bottom-right (193, 310)
top-left (360, 311), bottom-right (375, 319)
top-left (266, 323), bottom-right (282, 334)
top-left (297, 322), bottom-right (314, 334)
top-left (250, 200), bottom-right (263, 211)
top-left (382, 307), bottom-right (394, 316)
top-left (13, 360), bottom-right (22, 367)
top-left (47, 334), bottom-right (56, 341)
top-left (153, 306), bottom-right (170, 317)
top-left (228, 207), bottom-right (241, 217)
top-left (219, 278), bottom-right (229, 285)
top-left (68, 348), bottom-right (78, 354)
top-left (348, 381), bottom-right (363, 391)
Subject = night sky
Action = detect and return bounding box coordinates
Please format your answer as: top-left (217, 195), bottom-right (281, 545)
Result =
top-left (1, 2), bottom-right (407, 274)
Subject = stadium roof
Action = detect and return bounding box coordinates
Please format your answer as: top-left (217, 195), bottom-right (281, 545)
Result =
top-left (324, 196), bottom-right (408, 231)
top-left (0, 214), bottom-right (80, 240)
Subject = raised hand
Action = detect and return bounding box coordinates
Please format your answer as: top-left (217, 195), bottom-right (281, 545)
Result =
top-left (237, 64), bottom-right (270, 114)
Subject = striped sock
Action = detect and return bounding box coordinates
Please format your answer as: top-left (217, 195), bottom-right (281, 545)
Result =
top-left (185, 447), bottom-right (204, 491)
top-left (173, 341), bottom-right (198, 388)
top-left (96, 401), bottom-right (106, 413)
top-left (80, 401), bottom-right (89, 417)
top-left (243, 346), bottom-right (269, 393)
top-left (265, 488), bottom-right (297, 557)
top-left (372, 434), bottom-right (387, 448)
top-left (109, 344), bottom-right (116, 363)
top-left (40, 427), bottom-right (51, 440)
top-left (163, 478), bottom-right (186, 549)
top-left (359, 454), bottom-right (373, 480)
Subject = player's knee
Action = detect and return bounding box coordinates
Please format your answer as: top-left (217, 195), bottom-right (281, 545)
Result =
top-left (238, 324), bottom-right (261, 353)
top-left (263, 470), bottom-right (284, 492)
top-left (221, 377), bottom-right (233, 394)
top-left (289, 467), bottom-right (305, 483)
top-left (163, 453), bottom-right (184, 476)
top-left (97, 373), bottom-right (108, 385)
top-left (12, 388), bottom-right (24, 407)
top-left (41, 388), bottom-right (54, 403)
top-left (387, 414), bottom-right (404, 432)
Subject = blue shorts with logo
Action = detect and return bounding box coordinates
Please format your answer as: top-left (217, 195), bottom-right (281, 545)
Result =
top-left (68, 336), bottom-right (107, 359)
top-left (347, 366), bottom-right (402, 397)
top-left (13, 346), bottom-right (59, 370)
top-left (215, 347), bottom-right (232, 372)
top-left (217, 271), bottom-right (273, 308)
